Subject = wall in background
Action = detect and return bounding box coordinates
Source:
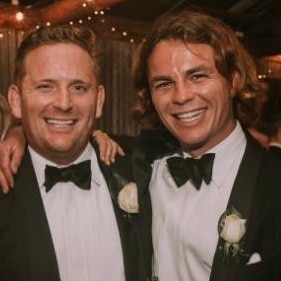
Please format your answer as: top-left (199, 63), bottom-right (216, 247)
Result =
top-left (0, 29), bottom-right (140, 136)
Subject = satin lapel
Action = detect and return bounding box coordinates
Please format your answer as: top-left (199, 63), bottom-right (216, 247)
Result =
top-left (14, 152), bottom-right (60, 281)
top-left (91, 141), bottom-right (127, 203)
top-left (209, 138), bottom-right (264, 281)
top-left (93, 142), bottom-right (139, 280)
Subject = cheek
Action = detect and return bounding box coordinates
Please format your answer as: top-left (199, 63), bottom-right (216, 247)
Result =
top-left (152, 93), bottom-right (168, 113)
top-left (208, 83), bottom-right (233, 110)
top-left (21, 102), bottom-right (40, 124)
top-left (80, 101), bottom-right (97, 124)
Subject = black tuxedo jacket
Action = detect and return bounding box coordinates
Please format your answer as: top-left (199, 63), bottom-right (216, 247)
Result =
top-left (209, 137), bottom-right (281, 281)
top-left (130, 129), bottom-right (281, 281)
top-left (0, 146), bottom-right (152, 281)
top-left (269, 145), bottom-right (281, 160)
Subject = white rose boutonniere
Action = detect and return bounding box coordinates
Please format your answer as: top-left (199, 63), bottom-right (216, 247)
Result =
top-left (220, 213), bottom-right (246, 243)
top-left (118, 182), bottom-right (139, 213)
top-left (111, 172), bottom-right (139, 214)
top-left (218, 206), bottom-right (246, 264)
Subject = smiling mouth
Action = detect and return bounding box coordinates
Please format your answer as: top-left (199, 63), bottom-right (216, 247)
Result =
top-left (174, 108), bottom-right (207, 121)
top-left (45, 118), bottom-right (76, 126)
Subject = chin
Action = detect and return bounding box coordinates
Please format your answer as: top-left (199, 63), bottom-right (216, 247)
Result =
top-left (179, 136), bottom-right (209, 151)
top-left (46, 141), bottom-right (77, 152)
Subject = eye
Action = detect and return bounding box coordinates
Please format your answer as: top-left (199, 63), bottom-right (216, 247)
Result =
top-left (36, 83), bottom-right (54, 93)
top-left (70, 83), bottom-right (87, 94)
top-left (154, 80), bottom-right (174, 90)
top-left (190, 73), bottom-right (208, 82)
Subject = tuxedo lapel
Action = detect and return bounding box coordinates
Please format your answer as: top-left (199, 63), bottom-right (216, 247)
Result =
top-left (14, 152), bottom-right (60, 281)
top-left (209, 138), bottom-right (264, 281)
top-left (94, 140), bottom-right (153, 281)
top-left (93, 142), bottom-right (142, 281)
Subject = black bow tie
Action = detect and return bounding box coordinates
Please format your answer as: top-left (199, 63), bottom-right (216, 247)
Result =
top-left (44, 160), bottom-right (92, 192)
top-left (166, 153), bottom-right (215, 189)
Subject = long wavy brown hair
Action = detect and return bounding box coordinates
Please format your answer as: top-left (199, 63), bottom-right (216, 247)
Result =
top-left (132, 9), bottom-right (266, 129)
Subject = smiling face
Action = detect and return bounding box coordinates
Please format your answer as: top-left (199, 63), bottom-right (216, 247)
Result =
top-left (148, 40), bottom-right (237, 157)
top-left (8, 43), bottom-right (104, 164)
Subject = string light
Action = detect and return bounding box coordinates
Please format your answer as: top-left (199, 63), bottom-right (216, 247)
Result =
top-left (0, 1), bottom-right (141, 44)
top-left (15, 12), bottom-right (24, 22)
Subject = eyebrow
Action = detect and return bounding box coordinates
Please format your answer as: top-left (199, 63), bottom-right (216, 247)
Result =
top-left (70, 79), bottom-right (88, 85)
top-left (149, 64), bottom-right (212, 84)
top-left (185, 65), bottom-right (212, 75)
top-left (150, 75), bottom-right (172, 85)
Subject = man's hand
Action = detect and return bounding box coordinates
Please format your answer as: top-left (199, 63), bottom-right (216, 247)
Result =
top-left (0, 126), bottom-right (26, 193)
top-left (93, 130), bottom-right (125, 165)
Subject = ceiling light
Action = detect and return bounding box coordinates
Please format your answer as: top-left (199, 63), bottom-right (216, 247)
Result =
top-left (11, 0), bottom-right (19, 5)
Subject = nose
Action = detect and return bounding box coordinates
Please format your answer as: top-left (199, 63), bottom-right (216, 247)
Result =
top-left (172, 81), bottom-right (195, 104)
top-left (53, 88), bottom-right (73, 111)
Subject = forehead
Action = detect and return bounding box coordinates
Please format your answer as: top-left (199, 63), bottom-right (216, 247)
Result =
top-left (147, 40), bottom-right (218, 80)
top-left (23, 43), bottom-right (97, 80)
top-left (149, 40), bottom-right (215, 66)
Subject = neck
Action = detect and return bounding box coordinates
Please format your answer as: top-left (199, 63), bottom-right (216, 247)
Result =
top-left (183, 120), bottom-right (237, 158)
top-left (30, 144), bottom-right (89, 166)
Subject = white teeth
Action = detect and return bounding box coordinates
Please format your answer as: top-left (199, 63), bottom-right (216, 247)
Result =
top-left (46, 119), bottom-right (74, 125)
top-left (176, 108), bottom-right (206, 120)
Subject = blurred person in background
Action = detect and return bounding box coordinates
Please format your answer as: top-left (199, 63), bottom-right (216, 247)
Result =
top-left (256, 79), bottom-right (281, 158)
top-left (0, 94), bottom-right (12, 140)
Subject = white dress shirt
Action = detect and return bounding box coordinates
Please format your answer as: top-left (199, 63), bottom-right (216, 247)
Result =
top-left (150, 122), bottom-right (246, 281)
top-left (29, 143), bottom-right (125, 281)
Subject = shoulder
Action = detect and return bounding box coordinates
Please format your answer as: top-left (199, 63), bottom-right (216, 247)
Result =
top-left (111, 154), bottom-right (134, 182)
top-left (134, 129), bottom-right (179, 162)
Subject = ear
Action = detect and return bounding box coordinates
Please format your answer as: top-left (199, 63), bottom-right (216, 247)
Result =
top-left (8, 85), bottom-right (23, 119)
top-left (230, 72), bottom-right (240, 98)
top-left (95, 85), bottom-right (105, 119)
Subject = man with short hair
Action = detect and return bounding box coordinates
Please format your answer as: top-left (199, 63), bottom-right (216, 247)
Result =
top-left (0, 25), bottom-right (152, 281)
